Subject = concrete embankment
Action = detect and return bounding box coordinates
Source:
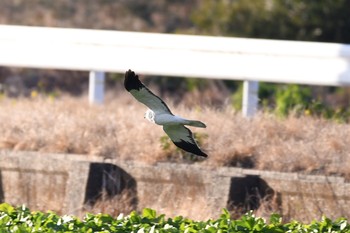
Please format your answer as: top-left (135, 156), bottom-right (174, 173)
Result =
top-left (0, 150), bottom-right (349, 219)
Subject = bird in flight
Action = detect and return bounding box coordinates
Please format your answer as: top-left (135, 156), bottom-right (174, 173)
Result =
top-left (124, 69), bottom-right (208, 157)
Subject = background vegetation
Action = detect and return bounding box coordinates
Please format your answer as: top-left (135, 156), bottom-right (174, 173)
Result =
top-left (0, 0), bottom-right (350, 119)
top-left (191, 0), bottom-right (350, 119)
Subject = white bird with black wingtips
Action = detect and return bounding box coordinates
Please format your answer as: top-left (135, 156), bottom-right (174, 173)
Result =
top-left (124, 69), bottom-right (208, 157)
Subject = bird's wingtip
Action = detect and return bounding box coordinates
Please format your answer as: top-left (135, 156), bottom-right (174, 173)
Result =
top-left (124, 69), bottom-right (143, 91)
top-left (173, 140), bottom-right (208, 158)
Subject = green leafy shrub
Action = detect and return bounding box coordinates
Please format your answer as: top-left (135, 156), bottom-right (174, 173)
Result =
top-left (273, 84), bottom-right (350, 122)
top-left (230, 82), bottom-right (350, 122)
top-left (231, 82), bottom-right (243, 110)
top-left (0, 204), bottom-right (349, 232)
top-left (274, 84), bottom-right (312, 117)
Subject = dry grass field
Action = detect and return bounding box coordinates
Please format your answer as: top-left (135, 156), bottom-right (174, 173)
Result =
top-left (1, 88), bottom-right (350, 222)
top-left (1, 90), bottom-right (349, 180)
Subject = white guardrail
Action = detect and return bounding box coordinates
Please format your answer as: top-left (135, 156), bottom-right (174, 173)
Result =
top-left (0, 25), bottom-right (350, 117)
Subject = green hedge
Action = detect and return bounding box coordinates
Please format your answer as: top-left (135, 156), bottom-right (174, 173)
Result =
top-left (0, 203), bottom-right (348, 232)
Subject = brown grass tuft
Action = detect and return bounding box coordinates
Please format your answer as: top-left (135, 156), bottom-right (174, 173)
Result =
top-left (83, 189), bottom-right (137, 218)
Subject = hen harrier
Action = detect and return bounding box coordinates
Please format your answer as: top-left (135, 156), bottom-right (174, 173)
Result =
top-left (124, 69), bottom-right (208, 157)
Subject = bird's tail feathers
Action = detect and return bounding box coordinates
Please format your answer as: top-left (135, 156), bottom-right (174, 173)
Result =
top-left (186, 120), bottom-right (206, 128)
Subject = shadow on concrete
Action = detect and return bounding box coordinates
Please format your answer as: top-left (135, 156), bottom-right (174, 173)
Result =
top-left (227, 175), bottom-right (281, 216)
top-left (84, 163), bottom-right (138, 207)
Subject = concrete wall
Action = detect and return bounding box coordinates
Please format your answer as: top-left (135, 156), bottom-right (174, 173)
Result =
top-left (0, 151), bottom-right (90, 215)
top-left (0, 150), bottom-right (349, 220)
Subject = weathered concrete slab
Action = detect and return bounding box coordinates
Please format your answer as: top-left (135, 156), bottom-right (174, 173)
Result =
top-left (258, 172), bottom-right (350, 219)
top-left (0, 150), bottom-right (91, 215)
top-left (120, 162), bottom-right (233, 218)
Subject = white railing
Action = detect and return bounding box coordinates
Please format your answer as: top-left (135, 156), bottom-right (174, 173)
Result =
top-left (1, 25), bottom-right (350, 116)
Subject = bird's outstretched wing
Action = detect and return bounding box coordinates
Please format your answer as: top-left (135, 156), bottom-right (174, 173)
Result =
top-left (124, 69), bottom-right (173, 115)
top-left (163, 125), bottom-right (208, 157)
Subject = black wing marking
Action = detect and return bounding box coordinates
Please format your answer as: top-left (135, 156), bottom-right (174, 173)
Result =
top-left (163, 125), bottom-right (208, 157)
top-left (124, 69), bottom-right (173, 115)
top-left (124, 69), bottom-right (144, 91)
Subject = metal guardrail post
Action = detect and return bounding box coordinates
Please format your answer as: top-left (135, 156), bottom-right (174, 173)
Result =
top-left (89, 71), bottom-right (105, 104)
top-left (242, 80), bottom-right (259, 117)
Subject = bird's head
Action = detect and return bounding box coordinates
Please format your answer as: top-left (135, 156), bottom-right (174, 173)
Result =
top-left (144, 109), bottom-right (155, 123)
